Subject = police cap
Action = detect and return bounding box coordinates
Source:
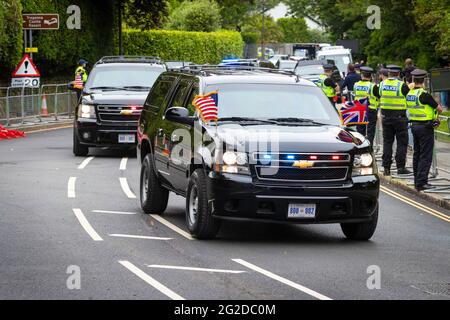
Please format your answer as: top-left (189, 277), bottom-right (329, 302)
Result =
top-left (380, 68), bottom-right (389, 76)
top-left (410, 68), bottom-right (427, 79)
top-left (354, 63), bottom-right (361, 69)
top-left (387, 64), bottom-right (401, 73)
top-left (360, 66), bottom-right (374, 73)
top-left (323, 63), bottom-right (334, 70)
top-left (78, 59), bottom-right (88, 65)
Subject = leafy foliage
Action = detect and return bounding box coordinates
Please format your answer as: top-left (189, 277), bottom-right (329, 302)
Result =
top-left (123, 29), bottom-right (244, 63)
top-left (165, 0), bottom-right (222, 32)
top-left (276, 17), bottom-right (310, 43)
top-left (241, 13), bottom-right (283, 43)
top-left (0, 0), bottom-right (23, 73)
top-left (123, 0), bottom-right (168, 30)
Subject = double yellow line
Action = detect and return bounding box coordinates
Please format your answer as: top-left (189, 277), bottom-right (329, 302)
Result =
top-left (380, 185), bottom-right (450, 223)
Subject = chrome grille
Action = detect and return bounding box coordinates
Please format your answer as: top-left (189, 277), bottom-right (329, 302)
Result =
top-left (97, 105), bottom-right (142, 123)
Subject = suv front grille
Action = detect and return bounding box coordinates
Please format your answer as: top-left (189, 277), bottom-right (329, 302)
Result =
top-left (252, 152), bottom-right (351, 182)
top-left (97, 105), bottom-right (142, 123)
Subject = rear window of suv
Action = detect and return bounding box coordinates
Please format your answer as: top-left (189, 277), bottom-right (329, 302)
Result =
top-left (204, 83), bottom-right (341, 125)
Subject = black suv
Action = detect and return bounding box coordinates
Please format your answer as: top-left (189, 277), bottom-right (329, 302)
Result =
top-left (137, 66), bottom-right (379, 240)
top-left (73, 56), bottom-right (166, 156)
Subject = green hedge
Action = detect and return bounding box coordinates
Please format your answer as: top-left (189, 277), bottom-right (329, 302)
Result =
top-left (0, 0), bottom-right (23, 74)
top-left (123, 29), bottom-right (244, 64)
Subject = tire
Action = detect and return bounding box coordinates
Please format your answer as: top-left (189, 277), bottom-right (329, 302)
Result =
top-left (341, 206), bottom-right (378, 241)
top-left (186, 169), bottom-right (221, 239)
top-left (73, 128), bottom-right (89, 157)
top-left (140, 154), bottom-right (169, 214)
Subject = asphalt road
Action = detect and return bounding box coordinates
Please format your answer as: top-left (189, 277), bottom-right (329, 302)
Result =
top-left (0, 127), bottom-right (449, 300)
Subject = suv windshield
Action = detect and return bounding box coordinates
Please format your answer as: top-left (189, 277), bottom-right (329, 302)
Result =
top-left (85, 65), bottom-right (164, 91)
top-left (205, 84), bottom-right (341, 126)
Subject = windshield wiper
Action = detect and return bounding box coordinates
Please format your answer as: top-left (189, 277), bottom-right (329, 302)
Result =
top-left (268, 117), bottom-right (329, 126)
top-left (217, 117), bottom-right (278, 125)
top-left (89, 86), bottom-right (126, 91)
top-left (122, 86), bottom-right (151, 91)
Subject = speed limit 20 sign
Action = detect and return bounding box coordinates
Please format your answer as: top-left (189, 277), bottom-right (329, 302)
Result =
top-left (11, 77), bottom-right (40, 88)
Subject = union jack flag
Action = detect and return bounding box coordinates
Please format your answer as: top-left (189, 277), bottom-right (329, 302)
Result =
top-left (74, 73), bottom-right (84, 89)
top-left (339, 98), bottom-right (369, 125)
top-left (192, 91), bottom-right (219, 123)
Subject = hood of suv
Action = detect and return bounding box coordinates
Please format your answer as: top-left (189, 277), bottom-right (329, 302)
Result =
top-left (83, 90), bottom-right (148, 105)
top-left (209, 123), bottom-right (368, 153)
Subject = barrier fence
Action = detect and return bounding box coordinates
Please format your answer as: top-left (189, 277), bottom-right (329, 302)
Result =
top-left (0, 83), bottom-right (77, 126)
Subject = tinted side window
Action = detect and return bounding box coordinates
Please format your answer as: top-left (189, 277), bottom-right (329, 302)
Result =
top-left (170, 80), bottom-right (190, 108)
top-left (186, 86), bottom-right (199, 116)
top-left (145, 76), bottom-right (175, 111)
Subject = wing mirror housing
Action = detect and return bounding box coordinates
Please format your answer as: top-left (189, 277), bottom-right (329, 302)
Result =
top-left (164, 107), bottom-right (196, 126)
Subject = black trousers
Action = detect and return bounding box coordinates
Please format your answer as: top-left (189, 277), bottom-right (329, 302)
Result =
top-left (356, 109), bottom-right (378, 146)
top-left (411, 123), bottom-right (434, 187)
top-left (381, 116), bottom-right (408, 169)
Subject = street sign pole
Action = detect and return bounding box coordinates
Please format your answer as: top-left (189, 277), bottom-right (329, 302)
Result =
top-left (29, 30), bottom-right (33, 60)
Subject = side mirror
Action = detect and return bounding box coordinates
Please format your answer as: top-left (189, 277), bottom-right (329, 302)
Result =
top-left (164, 107), bottom-right (195, 126)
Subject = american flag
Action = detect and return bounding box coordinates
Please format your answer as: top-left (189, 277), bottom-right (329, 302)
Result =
top-left (74, 73), bottom-right (84, 89)
top-left (339, 98), bottom-right (369, 125)
top-left (192, 91), bottom-right (219, 122)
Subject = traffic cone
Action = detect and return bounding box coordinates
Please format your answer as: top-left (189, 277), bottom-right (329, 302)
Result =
top-left (41, 94), bottom-right (49, 116)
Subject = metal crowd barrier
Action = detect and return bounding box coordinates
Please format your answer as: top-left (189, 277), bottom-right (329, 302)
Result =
top-left (0, 83), bottom-right (77, 126)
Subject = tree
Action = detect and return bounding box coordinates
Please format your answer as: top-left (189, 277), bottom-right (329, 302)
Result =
top-left (123, 0), bottom-right (168, 30)
top-left (241, 13), bottom-right (283, 44)
top-left (0, 0), bottom-right (22, 73)
top-left (216, 0), bottom-right (255, 30)
top-left (165, 0), bottom-right (222, 32)
top-left (277, 17), bottom-right (310, 43)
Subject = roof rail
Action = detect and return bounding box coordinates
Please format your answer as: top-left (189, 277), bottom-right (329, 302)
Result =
top-left (96, 56), bottom-right (163, 65)
top-left (178, 64), bottom-right (297, 77)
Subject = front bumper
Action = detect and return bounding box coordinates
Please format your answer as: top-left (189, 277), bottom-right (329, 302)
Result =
top-left (75, 119), bottom-right (137, 148)
top-left (207, 172), bottom-right (379, 224)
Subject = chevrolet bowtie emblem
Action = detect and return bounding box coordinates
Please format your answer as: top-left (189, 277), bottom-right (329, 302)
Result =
top-left (292, 160), bottom-right (314, 169)
top-left (120, 110), bottom-right (133, 115)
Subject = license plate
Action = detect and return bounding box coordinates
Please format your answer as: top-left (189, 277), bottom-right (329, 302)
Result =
top-left (118, 134), bottom-right (135, 143)
top-left (287, 203), bottom-right (316, 218)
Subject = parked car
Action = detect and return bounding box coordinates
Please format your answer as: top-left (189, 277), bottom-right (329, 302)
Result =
top-left (73, 56), bottom-right (166, 156)
top-left (295, 60), bottom-right (342, 84)
top-left (137, 66), bottom-right (379, 240)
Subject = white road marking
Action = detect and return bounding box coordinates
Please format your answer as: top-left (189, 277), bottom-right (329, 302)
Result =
top-left (78, 156), bottom-right (94, 170)
top-left (109, 234), bottom-right (172, 241)
top-left (120, 157), bottom-right (128, 170)
top-left (92, 210), bottom-right (137, 215)
top-left (119, 177), bottom-right (136, 199)
top-left (147, 264), bottom-right (246, 274)
top-left (118, 260), bottom-right (185, 300)
top-left (68, 177), bottom-right (76, 198)
top-left (232, 259), bottom-right (332, 300)
top-left (149, 214), bottom-right (194, 240)
top-left (72, 208), bottom-right (103, 241)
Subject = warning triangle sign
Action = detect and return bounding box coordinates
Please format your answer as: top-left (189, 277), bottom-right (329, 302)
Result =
top-left (12, 54), bottom-right (41, 77)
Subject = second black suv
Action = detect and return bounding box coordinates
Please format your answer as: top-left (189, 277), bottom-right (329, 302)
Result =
top-left (137, 66), bottom-right (379, 240)
top-left (73, 56), bottom-right (166, 156)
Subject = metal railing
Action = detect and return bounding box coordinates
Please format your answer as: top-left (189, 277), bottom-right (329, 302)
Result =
top-left (0, 83), bottom-right (77, 126)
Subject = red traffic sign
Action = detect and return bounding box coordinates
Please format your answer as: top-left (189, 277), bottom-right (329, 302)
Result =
top-left (12, 54), bottom-right (41, 78)
top-left (23, 14), bottom-right (59, 30)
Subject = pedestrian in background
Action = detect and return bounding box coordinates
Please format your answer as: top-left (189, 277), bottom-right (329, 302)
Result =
top-left (353, 66), bottom-right (379, 145)
top-left (406, 69), bottom-right (443, 191)
top-left (74, 59), bottom-right (89, 102)
top-left (379, 64), bottom-right (411, 176)
top-left (340, 64), bottom-right (361, 99)
top-left (402, 58), bottom-right (416, 84)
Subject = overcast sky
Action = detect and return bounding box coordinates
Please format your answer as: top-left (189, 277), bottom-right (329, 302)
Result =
top-left (268, 3), bottom-right (321, 29)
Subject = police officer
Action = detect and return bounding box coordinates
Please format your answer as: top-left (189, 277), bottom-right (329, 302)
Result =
top-left (406, 69), bottom-right (443, 191)
top-left (353, 66), bottom-right (379, 146)
top-left (317, 64), bottom-right (340, 106)
top-left (379, 64), bottom-right (411, 176)
top-left (74, 59), bottom-right (88, 101)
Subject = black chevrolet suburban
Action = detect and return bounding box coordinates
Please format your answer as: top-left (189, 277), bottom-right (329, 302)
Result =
top-left (137, 66), bottom-right (379, 240)
top-left (73, 56), bottom-right (166, 156)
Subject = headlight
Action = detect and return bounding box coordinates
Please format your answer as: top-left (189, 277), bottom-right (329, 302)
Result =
top-left (216, 151), bottom-right (249, 174)
top-left (352, 153), bottom-right (375, 176)
top-left (78, 104), bottom-right (96, 119)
